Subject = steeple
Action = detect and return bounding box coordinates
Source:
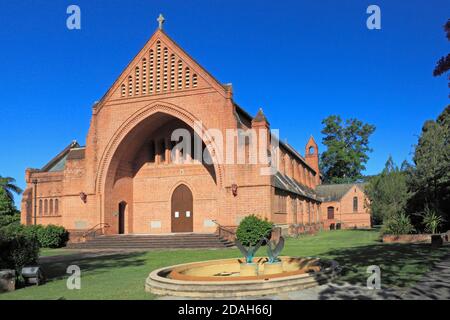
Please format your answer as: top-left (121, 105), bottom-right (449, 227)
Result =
top-left (305, 135), bottom-right (320, 184)
top-left (252, 108), bottom-right (269, 125)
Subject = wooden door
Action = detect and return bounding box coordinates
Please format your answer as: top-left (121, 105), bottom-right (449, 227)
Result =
top-left (327, 206), bottom-right (335, 220)
top-left (171, 185), bottom-right (193, 233)
top-left (118, 202), bottom-right (126, 234)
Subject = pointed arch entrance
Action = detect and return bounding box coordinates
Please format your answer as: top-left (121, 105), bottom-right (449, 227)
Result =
top-left (171, 184), bottom-right (193, 233)
top-left (97, 103), bottom-right (223, 234)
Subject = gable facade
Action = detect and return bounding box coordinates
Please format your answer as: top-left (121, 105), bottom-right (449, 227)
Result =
top-left (21, 20), bottom-right (326, 237)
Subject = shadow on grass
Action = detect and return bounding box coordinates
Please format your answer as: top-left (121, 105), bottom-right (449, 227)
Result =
top-left (37, 251), bottom-right (148, 282)
top-left (317, 242), bottom-right (450, 300)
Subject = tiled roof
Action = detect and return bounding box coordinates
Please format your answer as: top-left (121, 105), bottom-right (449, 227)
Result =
top-left (272, 172), bottom-right (319, 201)
top-left (67, 148), bottom-right (86, 160)
top-left (41, 141), bottom-right (79, 172)
top-left (315, 183), bottom-right (366, 202)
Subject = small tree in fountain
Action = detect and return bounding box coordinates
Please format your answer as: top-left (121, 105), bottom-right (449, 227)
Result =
top-left (236, 215), bottom-right (273, 263)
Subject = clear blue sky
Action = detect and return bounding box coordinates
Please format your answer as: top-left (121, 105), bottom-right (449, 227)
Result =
top-left (0, 0), bottom-right (448, 205)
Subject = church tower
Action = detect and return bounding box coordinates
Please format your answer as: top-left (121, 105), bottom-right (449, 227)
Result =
top-left (305, 136), bottom-right (320, 185)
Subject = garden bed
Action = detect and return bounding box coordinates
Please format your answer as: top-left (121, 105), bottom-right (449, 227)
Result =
top-left (382, 234), bottom-right (432, 243)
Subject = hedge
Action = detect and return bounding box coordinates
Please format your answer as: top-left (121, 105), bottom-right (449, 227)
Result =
top-left (0, 228), bottom-right (39, 271)
top-left (0, 224), bottom-right (69, 249)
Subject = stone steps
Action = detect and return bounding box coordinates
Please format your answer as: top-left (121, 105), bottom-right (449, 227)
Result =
top-left (67, 233), bottom-right (234, 249)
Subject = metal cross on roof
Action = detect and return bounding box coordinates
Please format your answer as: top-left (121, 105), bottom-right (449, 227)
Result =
top-left (157, 14), bottom-right (165, 30)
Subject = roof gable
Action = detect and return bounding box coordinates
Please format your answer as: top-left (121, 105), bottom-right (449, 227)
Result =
top-left (316, 183), bottom-right (366, 202)
top-left (97, 29), bottom-right (228, 107)
top-left (41, 141), bottom-right (79, 172)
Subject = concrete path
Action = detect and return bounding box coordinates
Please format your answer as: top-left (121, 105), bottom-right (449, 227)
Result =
top-left (159, 250), bottom-right (450, 300)
top-left (40, 247), bottom-right (450, 300)
top-left (398, 252), bottom-right (450, 300)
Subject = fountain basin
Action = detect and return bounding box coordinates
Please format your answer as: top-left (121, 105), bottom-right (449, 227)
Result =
top-left (145, 256), bottom-right (340, 298)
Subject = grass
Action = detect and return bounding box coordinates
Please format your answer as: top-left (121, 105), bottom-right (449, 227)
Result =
top-left (39, 248), bottom-right (76, 257)
top-left (0, 229), bottom-right (448, 300)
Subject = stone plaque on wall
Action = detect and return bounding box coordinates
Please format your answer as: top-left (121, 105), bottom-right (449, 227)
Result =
top-left (203, 219), bottom-right (215, 227)
top-left (74, 221), bottom-right (87, 230)
top-left (150, 221), bottom-right (161, 229)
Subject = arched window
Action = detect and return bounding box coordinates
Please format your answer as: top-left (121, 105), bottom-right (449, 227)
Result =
top-left (177, 60), bottom-right (183, 89)
top-left (44, 199), bottom-right (48, 216)
top-left (170, 54), bottom-right (176, 90)
top-left (163, 48), bottom-right (168, 91)
top-left (185, 67), bottom-right (190, 88)
top-left (149, 140), bottom-right (155, 162)
top-left (39, 199), bottom-right (43, 216)
top-left (142, 58), bottom-right (147, 94)
top-left (327, 206), bottom-right (334, 219)
top-left (121, 84), bottom-right (126, 97)
top-left (160, 139), bottom-right (166, 162)
top-left (135, 67), bottom-right (140, 95)
top-left (156, 41), bottom-right (161, 92)
top-left (149, 50), bottom-right (154, 93)
top-left (192, 74), bottom-right (198, 88)
top-left (128, 76), bottom-right (133, 96)
top-left (307, 202), bottom-right (311, 224)
top-left (55, 199), bottom-right (59, 215)
top-left (49, 199), bottom-right (53, 215)
top-left (353, 197), bottom-right (358, 212)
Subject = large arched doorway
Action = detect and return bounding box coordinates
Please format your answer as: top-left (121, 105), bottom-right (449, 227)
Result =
top-left (99, 106), bottom-right (221, 234)
top-left (171, 184), bottom-right (193, 233)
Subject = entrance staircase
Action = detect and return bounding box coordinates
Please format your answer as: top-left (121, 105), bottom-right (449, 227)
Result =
top-left (67, 233), bottom-right (234, 250)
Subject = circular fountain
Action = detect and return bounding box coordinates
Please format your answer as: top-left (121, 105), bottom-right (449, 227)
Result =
top-left (145, 256), bottom-right (340, 298)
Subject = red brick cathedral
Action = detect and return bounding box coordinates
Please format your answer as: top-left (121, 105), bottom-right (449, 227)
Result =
top-left (21, 16), bottom-right (370, 237)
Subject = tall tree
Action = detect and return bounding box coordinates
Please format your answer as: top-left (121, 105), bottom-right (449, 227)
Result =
top-left (433, 19), bottom-right (450, 78)
top-left (0, 189), bottom-right (18, 216)
top-left (365, 156), bottom-right (410, 225)
top-left (407, 106), bottom-right (450, 228)
top-left (0, 175), bottom-right (22, 203)
top-left (320, 115), bottom-right (376, 183)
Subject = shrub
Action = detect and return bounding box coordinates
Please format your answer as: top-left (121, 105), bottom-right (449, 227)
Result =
top-left (236, 215), bottom-right (273, 246)
top-left (422, 206), bottom-right (445, 234)
top-left (37, 225), bottom-right (69, 248)
top-left (382, 212), bottom-right (415, 235)
top-left (0, 227), bottom-right (39, 271)
top-left (1, 224), bottom-right (69, 248)
top-left (0, 213), bottom-right (20, 228)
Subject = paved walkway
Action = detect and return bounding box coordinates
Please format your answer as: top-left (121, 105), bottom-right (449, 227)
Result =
top-left (159, 249), bottom-right (450, 300)
top-left (399, 252), bottom-right (450, 300)
top-left (40, 247), bottom-right (450, 300)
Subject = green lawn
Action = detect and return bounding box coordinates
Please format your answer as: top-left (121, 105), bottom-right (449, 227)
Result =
top-left (1, 229), bottom-right (448, 300)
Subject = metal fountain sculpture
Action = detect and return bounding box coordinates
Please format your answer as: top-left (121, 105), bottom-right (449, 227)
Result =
top-left (235, 234), bottom-right (285, 276)
top-left (266, 236), bottom-right (285, 263)
top-left (235, 237), bottom-right (265, 264)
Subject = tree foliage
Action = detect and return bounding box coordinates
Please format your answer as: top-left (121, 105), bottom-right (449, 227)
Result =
top-left (381, 213), bottom-right (415, 236)
top-left (0, 175), bottom-right (23, 203)
top-left (407, 105), bottom-right (450, 230)
top-left (433, 19), bottom-right (450, 77)
top-left (320, 115), bottom-right (375, 183)
top-left (236, 215), bottom-right (273, 247)
top-left (365, 156), bottom-right (410, 225)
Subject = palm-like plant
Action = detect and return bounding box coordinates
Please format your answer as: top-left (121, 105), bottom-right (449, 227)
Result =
top-left (0, 175), bottom-right (23, 201)
top-left (422, 206), bottom-right (444, 234)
